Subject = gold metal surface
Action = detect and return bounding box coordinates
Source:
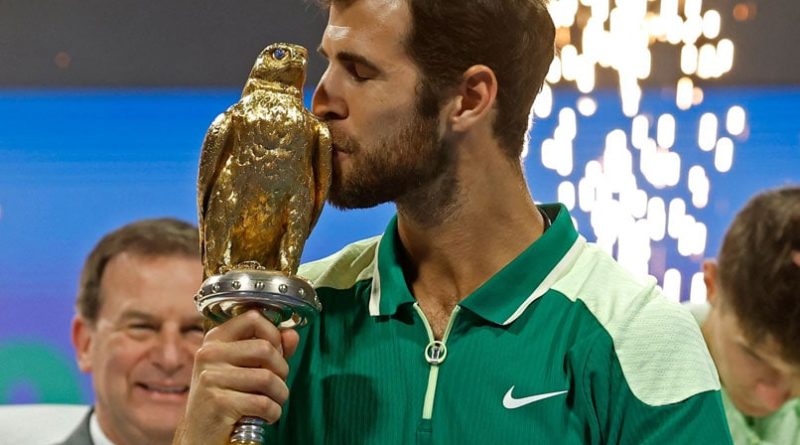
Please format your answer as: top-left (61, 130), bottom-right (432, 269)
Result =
top-left (197, 43), bottom-right (332, 279)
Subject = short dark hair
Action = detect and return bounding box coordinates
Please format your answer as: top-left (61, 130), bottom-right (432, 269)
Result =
top-left (320, 0), bottom-right (555, 160)
top-left (76, 218), bottom-right (200, 324)
top-left (717, 186), bottom-right (800, 363)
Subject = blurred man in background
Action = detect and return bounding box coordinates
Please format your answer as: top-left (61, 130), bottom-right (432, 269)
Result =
top-left (691, 186), bottom-right (800, 444)
top-left (64, 218), bottom-right (204, 445)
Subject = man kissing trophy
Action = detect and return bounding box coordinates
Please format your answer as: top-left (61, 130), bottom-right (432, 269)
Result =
top-left (194, 42), bottom-right (331, 445)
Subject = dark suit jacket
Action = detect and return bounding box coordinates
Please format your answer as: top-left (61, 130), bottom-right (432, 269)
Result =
top-left (56, 407), bottom-right (94, 445)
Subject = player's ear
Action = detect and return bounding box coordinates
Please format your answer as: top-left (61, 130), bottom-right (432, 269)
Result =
top-left (445, 65), bottom-right (498, 134)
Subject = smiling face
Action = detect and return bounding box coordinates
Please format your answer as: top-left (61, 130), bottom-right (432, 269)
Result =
top-left (73, 252), bottom-right (204, 445)
top-left (312, 0), bottom-right (453, 210)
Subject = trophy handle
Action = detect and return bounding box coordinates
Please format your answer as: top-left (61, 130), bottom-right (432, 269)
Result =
top-left (229, 417), bottom-right (268, 445)
top-left (194, 270), bottom-right (321, 444)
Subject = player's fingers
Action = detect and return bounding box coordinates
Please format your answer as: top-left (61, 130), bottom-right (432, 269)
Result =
top-left (281, 329), bottom-right (300, 359)
top-left (194, 338), bottom-right (290, 380)
top-left (205, 310), bottom-right (282, 347)
top-left (196, 366), bottom-right (290, 408)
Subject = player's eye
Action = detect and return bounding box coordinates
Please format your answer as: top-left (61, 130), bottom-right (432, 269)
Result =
top-left (346, 62), bottom-right (376, 82)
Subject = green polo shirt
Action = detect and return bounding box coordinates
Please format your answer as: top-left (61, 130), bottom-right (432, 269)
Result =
top-left (268, 204), bottom-right (732, 444)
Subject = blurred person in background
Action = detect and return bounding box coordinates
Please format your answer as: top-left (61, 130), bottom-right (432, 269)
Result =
top-left (63, 218), bottom-right (204, 445)
top-left (690, 186), bottom-right (800, 444)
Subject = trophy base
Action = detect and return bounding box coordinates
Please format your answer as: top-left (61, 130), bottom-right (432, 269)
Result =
top-left (195, 269), bottom-right (321, 329)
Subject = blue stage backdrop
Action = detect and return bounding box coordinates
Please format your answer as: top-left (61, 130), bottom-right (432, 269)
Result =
top-left (0, 86), bottom-right (797, 404)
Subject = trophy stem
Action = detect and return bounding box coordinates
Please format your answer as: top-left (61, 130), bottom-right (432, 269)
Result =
top-left (229, 416), bottom-right (268, 445)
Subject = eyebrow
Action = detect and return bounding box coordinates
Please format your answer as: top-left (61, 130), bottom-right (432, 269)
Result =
top-left (118, 310), bottom-right (155, 322)
top-left (317, 46), bottom-right (382, 74)
top-left (118, 310), bottom-right (204, 325)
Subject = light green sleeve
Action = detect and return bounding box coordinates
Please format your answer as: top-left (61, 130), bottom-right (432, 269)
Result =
top-left (580, 332), bottom-right (733, 445)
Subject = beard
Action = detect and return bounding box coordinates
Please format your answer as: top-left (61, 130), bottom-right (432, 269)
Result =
top-left (326, 101), bottom-right (458, 225)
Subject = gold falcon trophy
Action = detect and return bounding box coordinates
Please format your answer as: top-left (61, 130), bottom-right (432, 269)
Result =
top-left (194, 42), bottom-right (331, 445)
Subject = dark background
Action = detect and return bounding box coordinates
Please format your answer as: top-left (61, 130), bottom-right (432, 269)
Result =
top-left (1, 0), bottom-right (798, 89)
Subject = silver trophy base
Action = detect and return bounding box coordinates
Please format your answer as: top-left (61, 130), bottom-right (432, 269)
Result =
top-left (195, 269), bottom-right (321, 329)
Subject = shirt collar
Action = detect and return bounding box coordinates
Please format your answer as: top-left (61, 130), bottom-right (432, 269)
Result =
top-left (369, 215), bottom-right (416, 316)
top-left (368, 204), bottom-right (581, 325)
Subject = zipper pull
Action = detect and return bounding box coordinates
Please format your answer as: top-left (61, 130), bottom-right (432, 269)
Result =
top-left (425, 340), bottom-right (447, 365)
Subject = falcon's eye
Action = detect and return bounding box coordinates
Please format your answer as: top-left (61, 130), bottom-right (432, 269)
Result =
top-left (272, 48), bottom-right (287, 60)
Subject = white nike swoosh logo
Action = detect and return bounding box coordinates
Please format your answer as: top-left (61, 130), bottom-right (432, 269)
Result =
top-left (502, 386), bottom-right (568, 409)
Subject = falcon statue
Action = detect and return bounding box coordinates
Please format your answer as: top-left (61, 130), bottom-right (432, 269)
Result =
top-left (197, 43), bottom-right (331, 279)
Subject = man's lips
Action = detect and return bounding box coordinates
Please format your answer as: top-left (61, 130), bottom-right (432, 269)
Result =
top-left (135, 382), bottom-right (189, 395)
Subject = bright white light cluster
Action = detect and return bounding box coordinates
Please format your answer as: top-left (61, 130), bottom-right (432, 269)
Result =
top-left (544, 0), bottom-right (735, 115)
top-left (535, 0), bottom-right (750, 302)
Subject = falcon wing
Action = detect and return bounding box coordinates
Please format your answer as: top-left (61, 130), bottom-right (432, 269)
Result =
top-left (197, 110), bottom-right (233, 278)
top-left (309, 120), bottom-right (332, 232)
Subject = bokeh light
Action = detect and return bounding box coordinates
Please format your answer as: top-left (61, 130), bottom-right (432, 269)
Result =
top-left (537, 0), bottom-right (750, 301)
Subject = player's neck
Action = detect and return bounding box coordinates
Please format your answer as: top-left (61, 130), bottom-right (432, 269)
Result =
top-left (396, 143), bottom-right (544, 311)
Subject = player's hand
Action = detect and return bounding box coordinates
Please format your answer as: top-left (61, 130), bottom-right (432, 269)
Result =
top-left (172, 310), bottom-right (300, 445)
